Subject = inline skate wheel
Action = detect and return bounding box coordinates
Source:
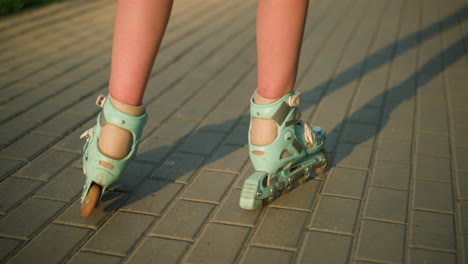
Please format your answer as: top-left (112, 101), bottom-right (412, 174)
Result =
top-left (279, 184), bottom-right (293, 195)
top-left (80, 184), bottom-right (101, 218)
top-left (313, 149), bottom-right (328, 174)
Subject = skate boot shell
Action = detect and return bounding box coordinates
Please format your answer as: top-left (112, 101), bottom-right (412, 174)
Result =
top-left (240, 91), bottom-right (327, 210)
top-left (79, 95), bottom-right (147, 217)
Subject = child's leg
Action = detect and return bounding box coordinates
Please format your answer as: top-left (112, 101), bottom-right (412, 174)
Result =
top-left (99, 0), bottom-right (173, 161)
top-left (251, 0), bottom-right (309, 146)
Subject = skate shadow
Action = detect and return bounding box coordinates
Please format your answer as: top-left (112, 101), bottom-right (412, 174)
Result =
top-left (103, 4), bottom-right (468, 213)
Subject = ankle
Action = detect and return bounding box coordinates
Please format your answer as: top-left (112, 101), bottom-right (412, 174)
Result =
top-left (110, 96), bottom-right (146, 116)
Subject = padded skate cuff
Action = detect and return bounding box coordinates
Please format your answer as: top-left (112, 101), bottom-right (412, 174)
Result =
top-left (250, 91), bottom-right (297, 125)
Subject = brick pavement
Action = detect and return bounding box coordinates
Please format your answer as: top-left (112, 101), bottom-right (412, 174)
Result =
top-left (1, 0), bottom-right (467, 263)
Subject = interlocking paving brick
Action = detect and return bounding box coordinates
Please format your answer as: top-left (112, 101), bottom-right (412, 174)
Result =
top-left (35, 167), bottom-right (84, 202)
top-left (152, 152), bottom-right (205, 183)
top-left (455, 147), bottom-right (468, 171)
top-left (340, 122), bottom-right (377, 146)
top-left (204, 145), bottom-right (248, 173)
top-left (17, 103), bottom-right (62, 122)
top-left (0, 177), bottom-right (43, 214)
top-left (253, 208), bottom-right (308, 248)
top-left (14, 150), bottom-right (77, 180)
top-left (212, 188), bottom-right (261, 226)
top-left (35, 112), bottom-right (90, 137)
top-left (199, 110), bottom-right (240, 133)
top-left (55, 191), bottom-right (127, 229)
top-left (454, 126), bottom-right (468, 148)
top-left (453, 109), bottom-right (468, 127)
top-left (0, 198), bottom-right (66, 239)
top-left (69, 252), bottom-right (123, 264)
top-left (410, 248), bottom-right (456, 264)
top-left (333, 143), bottom-right (373, 169)
top-left (0, 133), bottom-right (57, 161)
top-left (179, 130), bottom-right (225, 155)
top-left (372, 160), bottom-right (410, 189)
top-left (224, 123), bottom-right (249, 146)
top-left (299, 231), bottom-right (352, 264)
top-left (459, 171), bottom-right (468, 198)
top-left (419, 108), bottom-right (449, 134)
top-left (415, 179), bottom-right (454, 212)
top-left (0, 237), bottom-right (23, 261)
top-left (415, 154), bottom-right (452, 182)
top-left (9, 224), bottom-right (91, 264)
top-left (272, 179), bottom-right (321, 210)
top-left (417, 133), bottom-right (450, 156)
top-left (154, 118), bottom-right (199, 140)
top-left (128, 237), bottom-right (191, 264)
top-left (376, 138), bottom-right (412, 163)
top-left (0, 118), bottom-right (38, 144)
top-left (324, 167), bottom-right (367, 198)
top-left (121, 180), bottom-right (184, 215)
top-left (108, 161), bottom-right (154, 192)
top-left (145, 103), bottom-right (178, 126)
top-left (242, 246), bottom-right (295, 264)
top-left (311, 196), bottom-right (360, 234)
top-left (135, 137), bottom-right (177, 163)
top-left (380, 118), bottom-right (413, 139)
top-left (356, 220), bottom-right (405, 263)
top-left (151, 200), bottom-right (215, 239)
top-left (187, 223), bottom-right (250, 264)
top-left (349, 105), bottom-right (381, 125)
top-left (365, 187), bottom-right (408, 222)
top-left (182, 170), bottom-right (236, 202)
top-left (52, 120), bottom-right (94, 153)
top-left (84, 211), bottom-right (155, 255)
top-left (383, 100), bottom-right (415, 122)
top-left (412, 210), bottom-right (455, 250)
top-left (0, 158), bottom-right (24, 180)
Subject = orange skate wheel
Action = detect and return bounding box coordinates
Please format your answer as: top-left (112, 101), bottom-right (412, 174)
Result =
top-left (80, 184), bottom-right (101, 218)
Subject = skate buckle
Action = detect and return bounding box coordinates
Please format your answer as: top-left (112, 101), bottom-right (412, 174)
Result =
top-left (80, 127), bottom-right (94, 142)
top-left (95, 95), bottom-right (107, 108)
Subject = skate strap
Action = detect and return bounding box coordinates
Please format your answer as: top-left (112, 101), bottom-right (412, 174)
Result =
top-left (251, 91), bottom-right (299, 126)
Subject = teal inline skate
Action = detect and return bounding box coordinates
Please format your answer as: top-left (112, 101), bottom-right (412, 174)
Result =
top-left (79, 95), bottom-right (147, 217)
top-left (240, 91), bottom-right (327, 210)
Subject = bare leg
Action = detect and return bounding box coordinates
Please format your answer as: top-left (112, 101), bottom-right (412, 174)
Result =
top-left (251, 0), bottom-right (309, 146)
top-left (99, 0), bottom-right (173, 160)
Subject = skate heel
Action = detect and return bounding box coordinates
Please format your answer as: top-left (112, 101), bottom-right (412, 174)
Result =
top-left (80, 95), bottom-right (147, 217)
top-left (239, 90), bottom-right (327, 210)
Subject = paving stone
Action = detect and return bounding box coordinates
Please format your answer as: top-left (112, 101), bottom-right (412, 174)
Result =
top-left (0, 118), bottom-right (38, 144)
top-left (0, 133), bottom-right (57, 161)
top-left (419, 108), bottom-right (449, 134)
top-left (356, 220), bottom-right (405, 263)
top-left (55, 191), bottom-right (127, 229)
top-left (235, 162), bottom-right (255, 188)
top-left (0, 237), bottom-right (24, 261)
top-left (108, 161), bottom-right (154, 192)
top-left (253, 208), bottom-right (308, 248)
top-left (299, 231), bottom-right (352, 264)
top-left (311, 196), bottom-right (360, 234)
top-left (14, 150), bottom-right (77, 180)
top-left (0, 198), bottom-right (66, 239)
top-left (454, 126), bottom-right (468, 148)
top-left (333, 143), bottom-right (373, 169)
top-left (376, 138), bottom-right (412, 163)
top-left (204, 145), bottom-right (248, 173)
top-left (52, 120), bottom-right (94, 153)
top-left (187, 223), bottom-right (250, 264)
top-left (242, 246), bottom-right (295, 264)
top-left (380, 118), bottom-right (413, 139)
top-left (383, 100), bottom-right (415, 122)
top-left (84, 211), bottom-right (155, 255)
top-left (152, 152), bottom-right (205, 183)
top-left (35, 112), bottom-right (89, 137)
top-left (372, 160), bottom-right (411, 189)
top-left (199, 110), bottom-right (241, 133)
top-left (340, 122), bottom-right (377, 146)
top-left (272, 179), bottom-right (321, 210)
top-left (151, 200), bottom-right (215, 239)
top-left (224, 123), bottom-right (249, 146)
top-left (452, 109), bottom-right (468, 127)
top-left (35, 167), bottom-right (84, 202)
top-left (415, 154), bottom-right (452, 182)
top-left (154, 118), bottom-right (199, 140)
top-left (417, 133), bottom-right (450, 156)
top-left (69, 252), bottom-right (123, 264)
top-left (324, 167), bottom-right (367, 198)
top-left (182, 170), bottom-right (236, 202)
top-left (9, 224), bottom-right (91, 264)
top-left (410, 248), bottom-right (456, 264)
top-left (365, 187), bottom-right (408, 222)
top-left (128, 237), bottom-right (191, 264)
top-left (412, 210), bottom-right (455, 250)
top-left (145, 103), bottom-right (178, 126)
top-left (179, 130), bottom-right (225, 155)
top-left (0, 158), bottom-right (24, 180)
top-left (349, 105), bottom-right (381, 125)
top-left (415, 179), bottom-right (454, 212)
top-left (213, 188), bottom-right (261, 226)
top-left (455, 147), bottom-right (468, 171)
top-left (121, 180), bottom-right (184, 215)
top-left (135, 137), bottom-right (177, 163)
top-left (0, 177), bottom-right (43, 214)
top-left (458, 171), bottom-right (468, 198)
